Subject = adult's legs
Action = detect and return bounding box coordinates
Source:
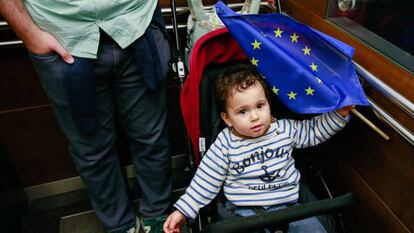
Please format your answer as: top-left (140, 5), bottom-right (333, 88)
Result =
top-left (113, 24), bottom-right (172, 218)
top-left (29, 41), bottom-right (136, 232)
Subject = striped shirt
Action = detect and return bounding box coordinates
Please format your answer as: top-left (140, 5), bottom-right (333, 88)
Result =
top-left (174, 111), bottom-right (349, 219)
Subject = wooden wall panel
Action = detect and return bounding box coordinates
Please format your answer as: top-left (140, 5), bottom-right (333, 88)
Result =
top-left (346, 112), bottom-right (414, 231)
top-left (283, 0), bottom-right (328, 18)
top-left (314, 114), bottom-right (414, 232)
top-left (0, 107), bottom-right (75, 188)
top-left (325, 155), bottom-right (410, 233)
top-left (0, 49), bottom-right (49, 111)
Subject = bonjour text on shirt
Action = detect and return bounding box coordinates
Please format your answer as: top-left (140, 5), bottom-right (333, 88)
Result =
top-left (174, 111), bottom-right (349, 219)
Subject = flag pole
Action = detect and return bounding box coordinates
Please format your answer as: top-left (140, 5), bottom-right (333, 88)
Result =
top-left (351, 109), bottom-right (390, 141)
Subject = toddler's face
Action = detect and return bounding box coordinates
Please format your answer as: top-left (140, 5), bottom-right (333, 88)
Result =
top-left (221, 82), bottom-right (271, 139)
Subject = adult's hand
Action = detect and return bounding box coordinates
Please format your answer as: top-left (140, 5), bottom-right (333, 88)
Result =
top-left (0, 0), bottom-right (74, 64)
top-left (26, 30), bottom-right (74, 64)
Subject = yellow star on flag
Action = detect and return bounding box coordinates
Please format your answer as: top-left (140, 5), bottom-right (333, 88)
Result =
top-left (272, 86), bottom-right (279, 95)
top-left (290, 33), bottom-right (299, 43)
top-left (274, 28), bottom-right (283, 38)
top-left (250, 57), bottom-right (259, 66)
top-left (251, 39), bottom-right (262, 50)
top-left (287, 91), bottom-right (297, 100)
top-left (310, 62), bottom-right (318, 71)
top-left (305, 87), bottom-right (315, 95)
top-left (302, 46), bottom-right (311, 55)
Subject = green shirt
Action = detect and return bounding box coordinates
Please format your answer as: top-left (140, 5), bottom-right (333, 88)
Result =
top-left (24, 0), bottom-right (158, 58)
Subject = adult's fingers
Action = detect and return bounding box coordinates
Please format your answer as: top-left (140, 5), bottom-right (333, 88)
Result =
top-left (51, 41), bottom-right (74, 64)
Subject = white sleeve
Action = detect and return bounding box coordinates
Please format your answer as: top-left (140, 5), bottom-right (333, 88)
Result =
top-left (288, 111), bottom-right (350, 149)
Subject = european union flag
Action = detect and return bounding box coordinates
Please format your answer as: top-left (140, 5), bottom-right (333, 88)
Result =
top-left (215, 1), bottom-right (369, 113)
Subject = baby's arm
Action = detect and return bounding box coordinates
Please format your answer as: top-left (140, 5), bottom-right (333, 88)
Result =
top-left (172, 132), bottom-right (229, 220)
top-left (163, 210), bottom-right (187, 233)
top-left (288, 106), bottom-right (352, 148)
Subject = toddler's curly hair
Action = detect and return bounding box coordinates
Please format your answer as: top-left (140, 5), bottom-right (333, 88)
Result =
top-left (215, 64), bottom-right (270, 112)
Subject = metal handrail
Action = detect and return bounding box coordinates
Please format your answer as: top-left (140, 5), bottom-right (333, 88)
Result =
top-left (354, 62), bottom-right (414, 118)
top-left (0, 40), bottom-right (23, 47)
top-left (368, 98), bottom-right (414, 146)
top-left (161, 2), bottom-right (268, 14)
top-left (354, 61), bottom-right (414, 146)
top-left (165, 24), bottom-right (187, 30)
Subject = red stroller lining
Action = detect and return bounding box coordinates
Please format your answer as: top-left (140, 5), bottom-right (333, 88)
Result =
top-left (180, 28), bottom-right (248, 164)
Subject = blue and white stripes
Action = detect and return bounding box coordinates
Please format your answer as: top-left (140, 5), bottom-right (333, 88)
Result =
top-left (174, 111), bottom-right (349, 219)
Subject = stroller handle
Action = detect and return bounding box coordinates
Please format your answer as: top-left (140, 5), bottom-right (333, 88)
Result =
top-left (187, 0), bottom-right (261, 23)
top-left (201, 193), bottom-right (357, 233)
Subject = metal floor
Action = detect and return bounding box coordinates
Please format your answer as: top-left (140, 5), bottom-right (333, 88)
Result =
top-left (4, 155), bottom-right (190, 233)
top-left (22, 189), bottom-right (105, 233)
top-left (17, 185), bottom-right (185, 233)
top-left (60, 210), bottom-right (105, 233)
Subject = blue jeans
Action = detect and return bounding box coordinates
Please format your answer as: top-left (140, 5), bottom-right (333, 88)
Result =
top-left (231, 203), bottom-right (328, 233)
top-left (29, 25), bottom-right (172, 232)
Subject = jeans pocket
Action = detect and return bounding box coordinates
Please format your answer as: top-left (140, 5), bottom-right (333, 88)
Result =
top-left (29, 52), bottom-right (62, 67)
top-left (29, 51), bottom-right (59, 59)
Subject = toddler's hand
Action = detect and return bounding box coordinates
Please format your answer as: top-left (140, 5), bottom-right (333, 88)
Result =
top-left (163, 210), bottom-right (187, 233)
top-left (267, 0), bottom-right (276, 8)
top-left (336, 105), bottom-right (355, 117)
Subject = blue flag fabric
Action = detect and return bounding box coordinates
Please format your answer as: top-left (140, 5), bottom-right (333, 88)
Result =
top-left (215, 1), bottom-right (369, 114)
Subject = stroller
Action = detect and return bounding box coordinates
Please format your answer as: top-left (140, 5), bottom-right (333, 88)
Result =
top-left (170, 2), bottom-right (358, 233)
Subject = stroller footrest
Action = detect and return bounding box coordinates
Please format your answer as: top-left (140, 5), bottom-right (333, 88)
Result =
top-left (201, 193), bottom-right (357, 233)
